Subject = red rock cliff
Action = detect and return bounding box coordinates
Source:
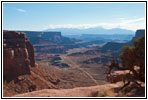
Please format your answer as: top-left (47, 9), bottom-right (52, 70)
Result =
top-left (3, 31), bottom-right (35, 81)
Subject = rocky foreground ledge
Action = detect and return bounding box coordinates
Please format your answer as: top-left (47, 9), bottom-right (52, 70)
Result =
top-left (13, 82), bottom-right (123, 97)
top-left (12, 69), bottom-right (145, 97)
top-left (12, 81), bottom-right (144, 97)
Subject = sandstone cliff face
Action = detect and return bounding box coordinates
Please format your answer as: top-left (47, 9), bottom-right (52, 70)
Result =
top-left (3, 31), bottom-right (35, 81)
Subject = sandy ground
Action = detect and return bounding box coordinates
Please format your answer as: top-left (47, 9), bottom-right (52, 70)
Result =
top-left (12, 82), bottom-right (123, 97)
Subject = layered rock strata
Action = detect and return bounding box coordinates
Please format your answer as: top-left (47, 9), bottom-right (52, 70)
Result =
top-left (3, 31), bottom-right (35, 81)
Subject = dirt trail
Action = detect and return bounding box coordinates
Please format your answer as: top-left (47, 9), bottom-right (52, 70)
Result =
top-left (78, 68), bottom-right (98, 85)
top-left (13, 82), bottom-right (123, 97)
top-left (61, 55), bottom-right (98, 85)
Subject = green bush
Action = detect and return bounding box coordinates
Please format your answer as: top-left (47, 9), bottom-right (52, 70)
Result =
top-left (120, 36), bottom-right (145, 82)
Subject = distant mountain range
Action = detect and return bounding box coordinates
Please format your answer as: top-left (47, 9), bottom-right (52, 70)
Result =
top-left (66, 34), bottom-right (134, 42)
top-left (44, 27), bottom-right (135, 36)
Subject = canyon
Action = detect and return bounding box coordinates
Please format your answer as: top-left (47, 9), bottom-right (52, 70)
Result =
top-left (3, 29), bottom-right (145, 97)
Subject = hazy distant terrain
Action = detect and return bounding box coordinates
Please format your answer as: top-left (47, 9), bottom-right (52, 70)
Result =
top-left (44, 27), bottom-right (135, 35)
top-left (44, 27), bottom-right (134, 43)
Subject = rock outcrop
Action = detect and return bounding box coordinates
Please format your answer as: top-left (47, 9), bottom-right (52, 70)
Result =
top-left (3, 31), bottom-right (35, 81)
top-left (106, 66), bottom-right (140, 83)
top-left (134, 29), bottom-right (145, 39)
top-left (106, 70), bottom-right (131, 83)
top-left (19, 31), bottom-right (75, 44)
top-left (3, 31), bottom-right (60, 97)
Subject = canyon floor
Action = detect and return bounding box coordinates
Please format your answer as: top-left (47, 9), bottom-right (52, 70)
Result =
top-left (35, 47), bottom-right (110, 89)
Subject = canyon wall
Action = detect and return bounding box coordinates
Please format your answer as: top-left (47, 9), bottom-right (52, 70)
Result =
top-left (19, 31), bottom-right (75, 44)
top-left (3, 31), bottom-right (35, 81)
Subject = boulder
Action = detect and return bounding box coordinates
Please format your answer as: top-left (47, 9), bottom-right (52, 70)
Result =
top-left (106, 70), bottom-right (131, 83)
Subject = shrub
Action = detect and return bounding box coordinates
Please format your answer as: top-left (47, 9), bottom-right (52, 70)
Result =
top-left (120, 36), bottom-right (145, 82)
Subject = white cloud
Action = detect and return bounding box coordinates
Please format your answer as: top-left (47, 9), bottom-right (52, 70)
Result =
top-left (47, 24), bottom-right (100, 29)
top-left (117, 17), bottom-right (145, 30)
top-left (46, 17), bottom-right (145, 31)
top-left (120, 17), bottom-right (145, 24)
top-left (16, 9), bottom-right (26, 13)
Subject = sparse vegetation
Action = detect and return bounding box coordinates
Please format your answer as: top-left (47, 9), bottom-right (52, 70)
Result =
top-left (120, 36), bottom-right (145, 86)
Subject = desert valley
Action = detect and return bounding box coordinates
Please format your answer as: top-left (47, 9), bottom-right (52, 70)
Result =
top-left (3, 29), bottom-right (145, 97)
top-left (2, 2), bottom-right (146, 98)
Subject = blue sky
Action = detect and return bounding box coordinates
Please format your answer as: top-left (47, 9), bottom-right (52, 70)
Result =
top-left (3, 3), bottom-right (145, 31)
